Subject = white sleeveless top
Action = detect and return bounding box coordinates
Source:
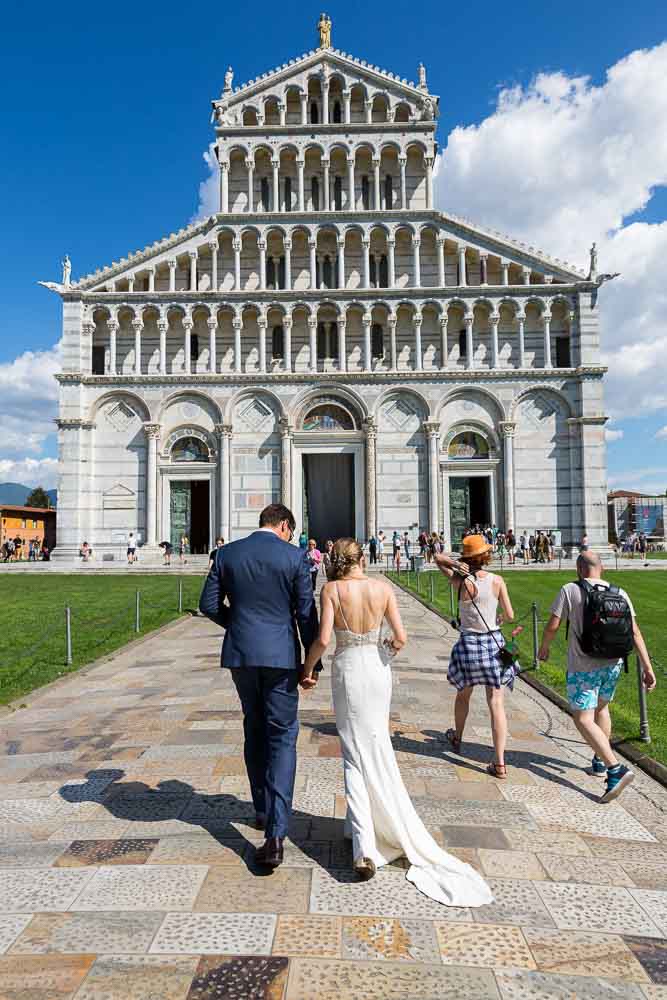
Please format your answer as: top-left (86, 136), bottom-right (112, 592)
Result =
top-left (458, 573), bottom-right (500, 634)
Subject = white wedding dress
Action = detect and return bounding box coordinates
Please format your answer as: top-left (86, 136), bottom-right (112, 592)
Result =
top-left (330, 583), bottom-right (493, 907)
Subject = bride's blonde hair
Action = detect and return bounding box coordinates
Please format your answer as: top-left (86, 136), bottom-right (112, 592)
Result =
top-left (330, 538), bottom-right (363, 579)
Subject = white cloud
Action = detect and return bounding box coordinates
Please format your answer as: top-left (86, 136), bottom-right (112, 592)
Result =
top-left (0, 342), bottom-right (61, 485)
top-left (608, 465), bottom-right (667, 495)
top-left (0, 457), bottom-right (59, 489)
top-left (605, 428), bottom-right (624, 442)
top-left (193, 143), bottom-right (220, 221)
top-left (655, 426), bottom-right (667, 439)
top-left (435, 41), bottom-right (667, 421)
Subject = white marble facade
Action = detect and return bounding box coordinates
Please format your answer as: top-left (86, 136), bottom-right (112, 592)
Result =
top-left (49, 28), bottom-right (610, 559)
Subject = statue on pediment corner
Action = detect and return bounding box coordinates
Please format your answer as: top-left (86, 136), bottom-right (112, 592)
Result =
top-left (420, 97), bottom-right (434, 121)
top-left (62, 254), bottom-right (71, 287)
top-left (224, 66), bottom-right (234, 93)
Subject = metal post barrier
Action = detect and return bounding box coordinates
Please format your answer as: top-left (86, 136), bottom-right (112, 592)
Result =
top-left (65, 606), bottom-right (72, 666)
top-left (178, 579), bottom-right (183, 613)
top-left (429, 572), bottom-right (434, 604)
top-left (558, 549), bottom-right (562, 571)
top-left (135, 590), bottom-right (141, 633)
top-left (615, 551), bottom-right (618, 572)
top-left (636, 654), bottom-right (651, 743)
top-left (416, 568), bottom-right (420, 594)
top-left (449, 586), bottom-right (455, 618)
top-left (531, 602), bottom-right (539, 670)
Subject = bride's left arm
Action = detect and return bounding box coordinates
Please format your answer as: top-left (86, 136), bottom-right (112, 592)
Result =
top-left (301, 585), bottom-right (335, 688)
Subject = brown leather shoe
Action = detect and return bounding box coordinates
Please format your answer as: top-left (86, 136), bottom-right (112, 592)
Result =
top-left (255, 837), bottom-right (284, 869)
top-left (254, 813), bottom-right (266, 831)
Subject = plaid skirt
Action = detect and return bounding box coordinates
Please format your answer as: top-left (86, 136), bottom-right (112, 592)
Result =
top-left (448, 630), bottom-right (515, 691)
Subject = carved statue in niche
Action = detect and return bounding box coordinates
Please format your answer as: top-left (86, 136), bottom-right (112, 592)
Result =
top-left (420, 97), bottom-right (434, 121)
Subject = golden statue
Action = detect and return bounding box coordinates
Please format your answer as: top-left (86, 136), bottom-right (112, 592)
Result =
top-left (318, 12), bottom-right (332, 48)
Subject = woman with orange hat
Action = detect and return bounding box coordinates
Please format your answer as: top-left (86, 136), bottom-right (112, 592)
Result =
top-left (435, 534), bottom-right (515, 778)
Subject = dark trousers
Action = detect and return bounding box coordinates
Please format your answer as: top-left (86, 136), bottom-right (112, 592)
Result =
top-left (230, 666), bottom-right (299, 839)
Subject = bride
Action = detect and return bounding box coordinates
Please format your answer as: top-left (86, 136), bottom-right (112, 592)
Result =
top-left (301, 538), bottom-right (493, 907)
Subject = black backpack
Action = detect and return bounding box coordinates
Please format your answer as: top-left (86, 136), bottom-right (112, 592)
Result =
top-left (571, 580), bottom-right (634, 667)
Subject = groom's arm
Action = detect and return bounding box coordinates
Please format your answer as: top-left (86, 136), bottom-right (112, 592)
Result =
top-left (199, 551), bottom-right (230, 628)
top-left (293, 551), bottom-right (321, 670)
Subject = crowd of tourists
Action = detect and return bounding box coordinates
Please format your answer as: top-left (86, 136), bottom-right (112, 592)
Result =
top-left (2, 536), bottom-right (49, 561)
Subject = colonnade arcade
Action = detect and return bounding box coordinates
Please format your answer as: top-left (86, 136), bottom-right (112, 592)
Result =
top-left (88, 295), bottom-right (574, 376)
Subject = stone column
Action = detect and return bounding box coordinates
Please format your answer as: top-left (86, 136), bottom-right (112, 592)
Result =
top-left (270, 256), bottom-right (279, 291)
top-left (158, 315), bottom-right (167, 374)
top-left (297, 157), bottom-right (305, 211)
top-left (81, 320), bottom-right (94, 374)
top-left (322, 158), bottom-right (330, 211)
top-left (258, 314), bottom-right (268, 373)
top-left (258, 240), bottom-right (267, 290)
top-left (219, 161), bottom-right (229, 213)
top-left (362, 237), bottom-right (371, 289)
top-left (543, 311), bottom-right (552, 369)
top-left (283, 315), bottom-right (292, 371)
top-left (214, 423), bottom-right (232, 540)
top-left (233, 238), bottom-right (241, 290)
top-left (346, 156), bottom-right (355, 210)
top-left (245, 158), bottom-right (254, 212)
top-left (480, 253), bottom-right (488, 286)
top-left (372, 157), bottom-right (381, 210)
top-left (128, 275), bottom-right (135, 293)
top-left (279, 101), bottom-right (286, 126)
top-left (413, 313), bottom-right (423, 371)
top-left (322, 78), bottom-right (330, 124)
top-left (362, 312), bottom-right (372, 371)
top-left (108, 318), bottom-right (118, 375)
top-left (372, 253), bottom-right (381, 289)
top-left (423, 420), bottom-right (441, 534)
top-left (387, 237), bottom-right (396, 288)
top-left (284, 238), bottom-right (292, 291)
top-left (457, 245), bottom-right (467, 287)
top-left (399, 155), bottom-right (407, 209)
top-left (424, 156), bottom-right (433, 209)
top-left (233, 316), bottom-right (242, 372)
top-left (337, 237), bottom-right (345, 288)
top-left (308, 237), bottom-right (317, 289)
top-left (308, 316), bottom-right (317, 372)
top-left (143, 423), bottom-right (161, 547)
top-left (189, 250), bottom-right (198, 291)
top-left (363, 417), bottom-right (377, 538)
top-left (183, 315), bottom-right (193, 375)
top-left (168, 259), bottom-right (176, 292)
top-left (343, 89), bottom-right (351, 123)
top-left (207, 316), bottom-right (217, 373)
top-left (388, 314), bottom-right (398, 371)
top-left (279, 417), bottom-right (293, 506)
top-left (272, 158), bottom-right (280, 211)
top-left (147, 266), bottom-right (155, 292)
top-left (132, 318), bottom-right (142, 375)
top-left (300, 92), bottom-right (308, 124)
top-left (440, 315), bottom-right (448, 369)
top-left (517, 311), bottom-right (526, 368)
top-left (365, 99), bottom-right (373, 124)
top-left (412, 236), bottom-right (421, 288)
top-left (490, 311), bottom-right (500, 369)
top-left (501, 260), bottom-right (510, 285)
top-left (499, 421), bottom-right (516, 531)
top-left (522, 266), bottom-right (531, 285)
top-left (436, 236), bottom-right (445, 287)
top-left (338, 318), bottom-right (347, 371)
top-left (209, 241), bottom-right (218, 291)
top-left (465, 314), bottom-right (474, 370)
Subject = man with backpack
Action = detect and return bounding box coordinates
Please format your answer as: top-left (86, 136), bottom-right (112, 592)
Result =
top-left (538, 551), bottom-right (655, 802)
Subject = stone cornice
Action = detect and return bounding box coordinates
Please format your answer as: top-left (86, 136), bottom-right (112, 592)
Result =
top-left (217, 121), bottom-right (436, 139)
top-left (54, 417), bottom-right (96, 429)
top-left (566, 415), bottom-right (609, 426)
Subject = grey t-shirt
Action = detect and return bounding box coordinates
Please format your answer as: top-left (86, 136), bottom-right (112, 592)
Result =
top-left (550, 580), bottom-right (635, 673)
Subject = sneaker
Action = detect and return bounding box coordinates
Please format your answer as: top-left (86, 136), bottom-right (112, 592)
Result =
top-left (600, 764), bottom-right (634, 803)
top-left (591, 755), bottom-right (607, 777)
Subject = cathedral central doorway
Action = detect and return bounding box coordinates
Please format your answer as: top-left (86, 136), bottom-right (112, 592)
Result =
top-left (170, 480), bottom-right (210, 554)
top-left (302, 454), bottom-right (355, 547)
top-left (449, 476), bottom-right (491, 548)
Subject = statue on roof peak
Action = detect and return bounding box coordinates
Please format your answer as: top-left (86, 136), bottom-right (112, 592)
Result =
top-left (418, 63), bottom-right (428, 90)
top-left (224, 66), bottom-right (233, 93)
top-left (318, 12), bottom-right (332, 49)
top-left (62, 254), bottom-right (71, 287)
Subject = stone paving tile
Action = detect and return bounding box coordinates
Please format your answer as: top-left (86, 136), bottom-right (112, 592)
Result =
top-left (10, 911), bottom-right (165, 955)
top-left (71, 864), bottom-right (209, 911)
top-left (526, 802), bottom-right (657, 841)
top-left (523, 927), bottom-right (650, 981)
top-left (0, 781), bottom-right (64, 800)
top-left (47, 820), bottom-right (132, 842)
top-left (272, 915), bottom-right (341, 957)
top-left (55, 838), bottom-right (158, 867)
top-left (285, 958), bottom-right (500, 999)
top-left (310, 868), bottom-right (471, 920)
top-left (426, 779), bottom-right (504, 801)
top-left (478, 850), bottom-right (546, 880)
top-left (624, 936), bottom-right (667, 985)
top-left (494, 969), bottom-right (646, 998)
top-left (537, 853), bottom-right (635, 886)
top-left (186, 955), bottom-right (289, 1000)
top-left (341, 916), bottom-right (440, 962)
top-left (147, 833), bottom-right (248, 866)
top-left (0, 841), bottom-right (70, 867)
top-left (502, 830), bottom-right (592, 856)
top-left (473, 878), bottom-right (555, 927)
top-left (0, 953), bottom-right (96, 998)
top-left (631, 891), bottom-right (667, 936)
top-left (150, 912), bottom-right (276, 955)
top-left (73, 954), bottom-right (198, 1000)
top-left (441, 826), bottom-right (512, 850)
top-left (622, 861), bottom-right (667, 890)
top-left (0, 914), bottom-right (33, 954)
top-left (435, 921), bottom-right (536, 969)
top-left (537, 883), bottom-right (663, 937)
top-left (0, 868), bottom-right (95, 912)
top-left (642, 986), bottom-right (667, 998)
top-left (455, 764), bottom-right (536, 784)
top-left (195, 867), bottom-right (312, 914)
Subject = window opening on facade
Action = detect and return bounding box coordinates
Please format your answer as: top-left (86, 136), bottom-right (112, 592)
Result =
top-left (458, 329), bottom-right (467, 361)
top-left (384, 175), bottom-right (393, 209)
top-left (310, 101), bottom-right (319, 124)
top-left (322, 255), bottom-right (333, 288)
top-left (92, 345), bottom-right (105, 375)
top-left (555, 336), bottom-right (571, 368)
top-left (371, 323), bottom-right (384, 359)
top-left (311, 176), bottom-right (320, 210)
top-left (261, 177), bottom-right (270, 211)
top-left (190, 334), bottom-right (199, 365)
top-left (284, 176), bottom-right (292, 211)
top-left (332, 100), bottom-right (342, 123)
top-left (361, 175), bottom-right (370, 210)
top-left (272, 325), bottom-right (284, 360)
top-left (334, 175), bottom-right (342, 210)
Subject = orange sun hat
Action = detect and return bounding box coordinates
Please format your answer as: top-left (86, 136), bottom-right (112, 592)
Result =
top-left (460, 534), bottom-right (493, 559)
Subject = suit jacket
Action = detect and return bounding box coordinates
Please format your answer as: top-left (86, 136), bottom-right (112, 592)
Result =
top-left (199, 530), bottom-right (319, 670)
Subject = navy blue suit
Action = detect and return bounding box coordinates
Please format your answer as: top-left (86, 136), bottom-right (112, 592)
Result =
top-left (199, 530), bottom-right (319, 837)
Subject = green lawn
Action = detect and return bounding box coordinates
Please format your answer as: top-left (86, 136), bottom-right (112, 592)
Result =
top-left (389, 569), bottom-right (667, 767)
top-left (0, 575), bottom-right (207, 706)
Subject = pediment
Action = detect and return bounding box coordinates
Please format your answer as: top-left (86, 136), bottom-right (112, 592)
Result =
top-left (103, 483), bottom-right (135, 497)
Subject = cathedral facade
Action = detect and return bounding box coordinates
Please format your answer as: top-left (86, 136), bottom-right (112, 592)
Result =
top-left (49, 20), bottom-right (609, 559)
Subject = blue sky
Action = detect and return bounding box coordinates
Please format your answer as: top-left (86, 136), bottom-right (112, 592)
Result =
top-left (1, 0), bottom-right (666, 490)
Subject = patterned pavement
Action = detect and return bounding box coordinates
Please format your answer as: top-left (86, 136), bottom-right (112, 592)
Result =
top-left (0, 585), bottom-right (666, 998)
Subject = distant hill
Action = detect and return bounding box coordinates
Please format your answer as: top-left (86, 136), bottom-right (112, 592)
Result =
top-left (0, 483), bottom-right (57, 508)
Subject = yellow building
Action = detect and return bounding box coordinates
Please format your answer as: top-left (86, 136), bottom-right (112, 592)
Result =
top-left (0, 505), bottom-right (57, 556)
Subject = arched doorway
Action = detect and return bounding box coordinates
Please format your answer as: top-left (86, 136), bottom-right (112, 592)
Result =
top-left (163, 431), bottom-right (214, 554)
top-left (444, 428), bottom-right (496, 546)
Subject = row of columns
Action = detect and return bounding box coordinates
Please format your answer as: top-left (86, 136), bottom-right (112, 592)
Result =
top-left (219, 155), bottom-right (432, 214)
top-left (239, 89), bottom-right (408, 129)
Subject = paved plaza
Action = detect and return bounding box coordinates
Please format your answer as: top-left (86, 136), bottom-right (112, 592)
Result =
top-left (0, 585), bottom-right (666, 998)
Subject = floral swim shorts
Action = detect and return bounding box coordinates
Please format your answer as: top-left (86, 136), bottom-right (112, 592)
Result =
top-left (566, 664), bottom-right (622, 711)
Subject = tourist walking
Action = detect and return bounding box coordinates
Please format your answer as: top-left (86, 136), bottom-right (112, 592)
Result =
top-left (300, 539), bottom-right (492, 907)
top-left (208, 536), bottom-right (224, 572)
top-left (403, 532), bottom-right (411, 564)
top-left (538, 550), bottom-right (656, 801)
top-left (368, 534), bottom-right (378, 565)
top-left (298, 530), bottom-right (308, 550)
top-left (199, 503), bottom-right (319, 869)
top-left (159, 540), bottom-right (173, 566)
top-left (306, 538), bottom-right (322, 590)
top-left (506, 529), bottom-right (516, 565)
top-left (179, 534), bottom-right (189, 564)
top-left (435, 534), bottom-right (516, 779)
top-left (377, 531), bottom-right (385, 566)
top-left (322, 539), bottom-right (334, 580)
top-left (127, 532), bottom-right (137, 565)
top-left (392, 531), bottom-right (401, 571)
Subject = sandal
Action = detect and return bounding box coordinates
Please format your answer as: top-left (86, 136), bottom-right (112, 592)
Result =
top-left (445, 729), bottom-right (462, 753)
top-left (486, 762), bottom-right (507, 779)
top-left (354, 857), bottom-right (377, 881)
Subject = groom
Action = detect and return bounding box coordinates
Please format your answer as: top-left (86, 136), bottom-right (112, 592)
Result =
top-left (199, 503), bottom-right (319, 867)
